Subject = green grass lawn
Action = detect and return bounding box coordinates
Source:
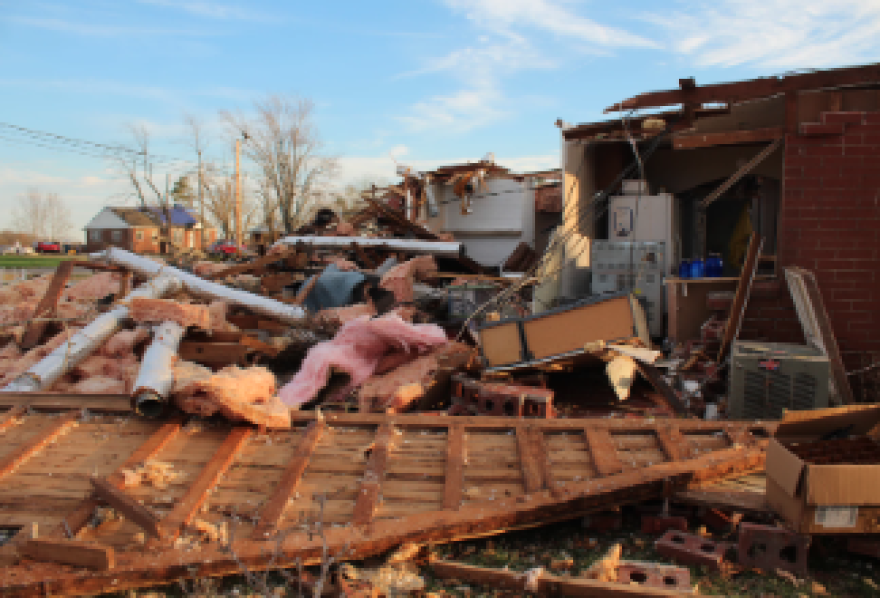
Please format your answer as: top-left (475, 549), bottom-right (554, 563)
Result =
top-left (0, 254), bottom-right (78, 269)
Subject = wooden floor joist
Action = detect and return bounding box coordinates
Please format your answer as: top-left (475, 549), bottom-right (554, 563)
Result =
top-left (0, 404), bottom-right (774, 596)
top-left (251, 421), bottom-right (325, 539)
top-left (0, 410), bottom-right (78, 480)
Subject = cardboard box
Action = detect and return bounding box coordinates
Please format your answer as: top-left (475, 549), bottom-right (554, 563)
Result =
top-left (766, 404), bottom-right (880, 534)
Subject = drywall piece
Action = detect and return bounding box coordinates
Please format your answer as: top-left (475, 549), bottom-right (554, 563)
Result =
top-left (607, 356), bottom-right (638, 401)
top-left (784, 267), bottom-right (854, 405)
top-left (607, 345), bottom-right (661, 364)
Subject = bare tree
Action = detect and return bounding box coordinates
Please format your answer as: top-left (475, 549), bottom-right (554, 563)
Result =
top-left (11, 189), bottom-right (72, 240)
top-left (221, 95), bottom-right (338, 234)
top-left (199, 164), bottom-right (259, 240)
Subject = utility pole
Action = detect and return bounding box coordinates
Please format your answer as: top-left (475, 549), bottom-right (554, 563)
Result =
top-left (198, 150), bottom-right (205, 250)
top-left (235, 138), bottom-right (242, 250)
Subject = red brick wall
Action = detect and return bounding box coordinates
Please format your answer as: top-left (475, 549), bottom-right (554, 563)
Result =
top-left (739, 111), bottom-right (880, 369)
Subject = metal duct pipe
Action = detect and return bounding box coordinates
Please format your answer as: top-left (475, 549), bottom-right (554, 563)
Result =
top-left (275, 236), bottom-right (463, 257)
top-left (2, 274), bottom-right (182, 393)
top-left (131, 321), bottom-right (185, 418)
top-left (94, 247), bottom-right (306, 324)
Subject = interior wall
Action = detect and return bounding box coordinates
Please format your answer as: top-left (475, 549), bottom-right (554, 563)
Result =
top-left (559, 140), bottom-right (595, 298)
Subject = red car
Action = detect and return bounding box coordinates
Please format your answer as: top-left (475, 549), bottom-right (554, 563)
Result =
top-left (35, 241), bottom-right (61, 254)
top-left (209, 241), bottom-right (244, 256)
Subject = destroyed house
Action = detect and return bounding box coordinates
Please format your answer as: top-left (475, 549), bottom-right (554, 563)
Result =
top-left (557, 62), bottom-right (880, 377)
top-left (84, 206), bottom-right (218, 254)
top-left (397, 159), bottom-right (562, 268)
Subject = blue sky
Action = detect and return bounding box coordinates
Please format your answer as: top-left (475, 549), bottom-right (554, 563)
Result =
top-left (2, 0), bottom-right (880, 236)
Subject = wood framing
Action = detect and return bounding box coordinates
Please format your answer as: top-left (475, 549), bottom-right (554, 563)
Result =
top-left (673, 127), bottom-right (785, 150)
top-left (0, 405), bottom-right (773, 596)
top-left (19, 261), bottom-right (74, 350)
top-left (717, 233), bottom-right (764, 363)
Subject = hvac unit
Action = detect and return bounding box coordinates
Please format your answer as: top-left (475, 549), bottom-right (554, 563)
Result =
top-left (728, 341), bottom-right (830, 420)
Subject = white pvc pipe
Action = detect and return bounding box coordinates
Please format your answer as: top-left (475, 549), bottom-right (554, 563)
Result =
top-left (94, 247), bottom-right (306, 324)
top-left (276, 236), bottom-right (463, 257)
top-left (2, 274), bottom-right (182, 392)
top-left (131, 321), bottom-right (185, 417)
top-left (425, 184), bottom-right (439, 218)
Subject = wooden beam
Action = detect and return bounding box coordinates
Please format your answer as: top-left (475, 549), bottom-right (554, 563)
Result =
top-left (69, 261), bottom-right (126, 273)
top-left (251, 421), bottom-right (325, 539)
top-left (0, 410), bottom-right (78, 480)
top-left (179, 341), bottom-right (248, 367)
top-left (352, 424), bottom-right (398, 525)
top-left (725, 427), bottom-right (754, 448)
top-left (530, 428), bottom-right (559, 497)
top-left (583, 428), bottom-right (624, 477)
top-left (239, 334), bottom-right (281, 358)
top-left (20, 261), bottom-right (74, 350)
top-left (292, 266), bottom-right (324, 305)
top-left (442, 425), bottom-right (465, 510)
top-left (206, 248), bottom-right (293, 280)
top-left (515, 427), bottom-right (544, 493)
top-left (54, 419), bottom-right (183, 538)
top-left (673, 127), bottom-right (785, 150)
top-left (699, 140), bottom-right (783, 209)
top-left (0, 406), bottom-right (25, 433)
top-left (20, 539), bottom-right (115, 571)
top-left (89, 476), bottom-right (164, 539)
top-left (351, 242), bottom-right (377, 269)
top-left (0, 394), bottom-right (131, 414)
top-left (717, 233), bottom-right (764, 363)
top-left (154, 426), bottom-right (251, 544)
top-left (655, 426), bottom-right (689, 462)
top-left (606, 63), bottom-right (880, 113)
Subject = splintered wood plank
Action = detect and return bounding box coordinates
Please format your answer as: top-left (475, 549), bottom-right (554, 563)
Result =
top-left (0, 406), bottom-right (26, 433)
top-left (89, 477), bottom-right (164, 539)
top-left (0, 411), bottom-right (78, 481)
top-left (20, 539), bottom-right (115, 571)
top-left (251, 422), bottom-right (325, 539)
top-left (20, 261), bottom-right (74, 350)
top-left (156, 426), bottom-right (252, 544)
top-left (725, 426), bottom-right (753, 448)
top-left (52, 419), bottom-right (183, 538)
top-left (717, 232), bottom-right (763, 363)
top-left (352, 424), bottom-right (398, 525)
top-left (584, 428), bottom-right (624, 477)
top-left (442, 425), bottom-right (464, 510)
top-left (515, 427), bottom-right (544, 493)
top-left (655, 426), bottom-right (689, 462)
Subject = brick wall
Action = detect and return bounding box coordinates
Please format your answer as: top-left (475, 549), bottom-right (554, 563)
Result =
top-left (739, 111), bottom-right (880, 369)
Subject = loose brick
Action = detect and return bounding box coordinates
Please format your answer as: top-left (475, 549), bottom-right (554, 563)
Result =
top-left (655, 531), bottom-right (734, 571)
top-left (616, 562), bottom-right (692, 591)
top-left (641, 514), bottom-right (688, 536)
top-left (738, 522), bottom-right (811, 577)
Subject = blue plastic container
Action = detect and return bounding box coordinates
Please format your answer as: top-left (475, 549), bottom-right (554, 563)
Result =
top-left (678, 259), bottom-right (691, 279)
top-left (706, 254), bottom-right (723, 277)
top-left (690, 258), bottom-right (705, 279)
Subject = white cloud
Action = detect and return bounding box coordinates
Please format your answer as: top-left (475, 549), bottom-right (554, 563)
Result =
top-left (399, 84), bottom-right (508, 133)
top-left (398, 0), bottom-right (656, 133)
top-left (651, 0), bottom-right (880, 68)
top-left (445, 0), bottom-right (658, 49)
top-left (137, 0), bottom-right (273, 22)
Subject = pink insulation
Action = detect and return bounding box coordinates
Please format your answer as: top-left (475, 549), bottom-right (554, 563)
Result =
top-left (334, 222), bottom-right (356, 236)
top-left (207, 301), bottom-right (230, 332)
top-left (277, 313), bottom-right (448, 409)
top-left (129, 298), bottom-right (211, 330)
top-left (0, 328), bottom-right (76, 385)
top-left (102, 326), bottom-right (150, 357)
top-left (64, 272), bottom-right (121, 302)
top-left (12, 274), bottom-right (52, 299)
top-left (379, 255), bottom-right (437, 303)
top-left (69, 376), bottom-right (127, 394)
top-left (173, 364), bottom-right (289, 428)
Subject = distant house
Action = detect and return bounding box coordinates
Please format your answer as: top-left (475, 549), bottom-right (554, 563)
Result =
top-left (84, 205), bottom-right (218, 254)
